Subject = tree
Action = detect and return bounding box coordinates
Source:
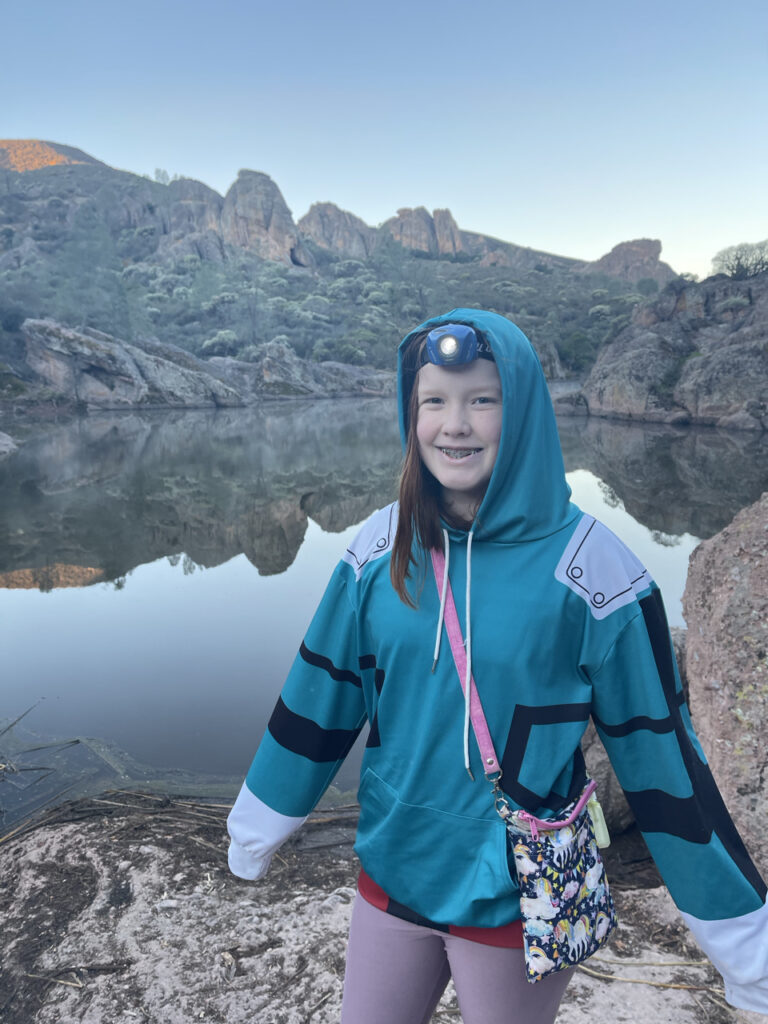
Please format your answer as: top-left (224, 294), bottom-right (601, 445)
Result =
top-left (712, 240), bottom-right (768, 280)
top-left (636, 277), bottom-right (659, 297)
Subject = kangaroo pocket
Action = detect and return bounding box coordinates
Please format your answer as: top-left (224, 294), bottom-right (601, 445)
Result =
top-left (354, 767), bottom-right (520, 928)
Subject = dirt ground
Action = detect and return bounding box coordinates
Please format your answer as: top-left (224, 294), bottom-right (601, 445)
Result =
top-left (0, 792), bottom-right (765, 1024)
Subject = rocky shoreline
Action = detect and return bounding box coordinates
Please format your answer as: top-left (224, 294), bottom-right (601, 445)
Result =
top-left (1, 792), bottom-right (763, 1024)
top-left (0, 318), bottom-right (396, 419)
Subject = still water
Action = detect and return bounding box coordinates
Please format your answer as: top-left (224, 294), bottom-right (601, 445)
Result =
top-left (2, 401), bottom-right (767, 823)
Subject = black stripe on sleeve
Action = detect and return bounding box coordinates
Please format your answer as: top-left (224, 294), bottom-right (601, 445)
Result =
top-left (358, 654), bottom-right (386, 694)
top-left (636, 590), bottom-right (766, 899)
top-left (358, 654), bottom-right (385, 748)
top-left (300, 642), bottom-right (362, 687)
top-left (268, 697), bottom-right (362, 763)
top-left (592, 692), bottom-right (684, 738)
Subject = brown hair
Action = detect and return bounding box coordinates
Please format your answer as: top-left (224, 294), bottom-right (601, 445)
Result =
top-left (390, 333), bottom-right (475, 607)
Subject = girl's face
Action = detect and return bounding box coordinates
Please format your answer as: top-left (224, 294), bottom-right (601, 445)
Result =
top-left (416, 359), bottom-right (503, 520)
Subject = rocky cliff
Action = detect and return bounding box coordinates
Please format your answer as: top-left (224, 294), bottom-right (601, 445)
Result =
top-left (0, 139), bottom-right (688, 377)
top-left (301, 200), bottom-right (611, 276)
top-left (0, 159), bottom-right (308, 272)
top-left (580, 272), bottom-right (768, 429)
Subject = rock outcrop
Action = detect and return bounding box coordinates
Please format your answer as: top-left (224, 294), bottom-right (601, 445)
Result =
top-left (683, 492), bottom-right (768, 879)
top-left (383, 206), bottom-right (445, 255)
top-left (380, 206), bottom-right (466, 257)
top-left (220, 170), bottom-right (312, 267)
top-left (13, 319), bottom-right (396, 411)
top-left (0, 157), bottom-right (310, 274)
top-left (21, 319), bottom-right (242, 411)
top-left (584, 239), bottom-right (677, 286)
top-left (209, 340), bottom-right (394, 399)
top-left (433, 208), bottom-right (463, 256)
top-left (581, 272), bottom-right (768, 429)
top-left (298, 203), bottom-right (377, 260)
top-left (160, 177), bottom-right (226, 263)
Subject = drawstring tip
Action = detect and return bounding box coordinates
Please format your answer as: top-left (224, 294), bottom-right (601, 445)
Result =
top-left (431, 659), bottom-right (437, 674)
top-left (466, 766), bottom-right (475, 781)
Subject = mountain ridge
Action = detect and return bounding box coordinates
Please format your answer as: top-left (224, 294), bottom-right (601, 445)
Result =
top-left (0, 139), bottom-right (675, 282)
top-left (0, 138), bottom-right (681, 376)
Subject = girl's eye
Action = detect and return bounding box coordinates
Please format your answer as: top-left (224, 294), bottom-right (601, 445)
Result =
top-left (473, 396), bottom-right (497, 405)
top-left (420, 397), bottom-right (443, 405)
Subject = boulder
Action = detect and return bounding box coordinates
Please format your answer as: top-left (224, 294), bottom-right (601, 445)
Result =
top-left (21, 319), bottom-right (242, 410)
top-left (298, 203), bottom-right (377, 260)
top-left (683, 492), bottom-right (768, 878)
top-left (208, 341), bottom-right (396, 399)
top-left (220, 170), bottom-right (312, 267)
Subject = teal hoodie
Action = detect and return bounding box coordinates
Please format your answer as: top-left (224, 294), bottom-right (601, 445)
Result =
top-left (228, 310), bottom-right (768, 1013)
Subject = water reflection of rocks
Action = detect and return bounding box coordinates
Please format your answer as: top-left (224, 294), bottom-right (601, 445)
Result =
top-left (1, 403), bottom-right (768, 587)
top-left (0, 399), bottom-right (402, 583)
top-left (559, 417), bottom-right (768, 538)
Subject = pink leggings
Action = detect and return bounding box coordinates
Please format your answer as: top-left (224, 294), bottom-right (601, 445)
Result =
top-left (340, 895), bottom-right (572, 1024)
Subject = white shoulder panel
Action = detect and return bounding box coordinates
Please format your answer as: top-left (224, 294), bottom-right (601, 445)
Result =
top-left (342, 502), bottom-right (398, 581)
top-left (554, 514), bottom-right (652, 620)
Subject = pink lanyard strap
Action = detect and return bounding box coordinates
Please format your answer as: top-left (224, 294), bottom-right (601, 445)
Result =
top-left (430, 548), bottom-right (501, 778)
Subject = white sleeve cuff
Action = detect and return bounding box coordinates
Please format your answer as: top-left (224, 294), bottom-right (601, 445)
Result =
top-left (226, 782), bottom-right (307, 881)
top-left (227, 840), bottom-right (273, 881)
top-left (681, 899), bottom-right (768, 1014)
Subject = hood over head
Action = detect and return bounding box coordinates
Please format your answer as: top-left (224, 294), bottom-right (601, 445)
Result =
top-left (398, 308), bottom-right (579, 543)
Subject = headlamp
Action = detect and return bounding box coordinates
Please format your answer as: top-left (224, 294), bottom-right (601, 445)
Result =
top-left (424, 324), bottom-right (491, 366)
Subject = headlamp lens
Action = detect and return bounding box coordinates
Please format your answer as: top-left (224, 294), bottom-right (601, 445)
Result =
top-left (438, 335), bottom-right (459, 358)
top-left (425, 324), bottom-right (489, 366)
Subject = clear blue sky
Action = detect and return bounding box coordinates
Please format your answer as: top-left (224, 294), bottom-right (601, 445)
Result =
top-left (4, 0), bottom-right (766, 278)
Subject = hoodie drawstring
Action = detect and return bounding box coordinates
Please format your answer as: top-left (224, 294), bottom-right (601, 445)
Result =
top-left (431, 529), bottom-right (450, 673)
top-left (463, 529), bottom-right (474, 778)
top-left (431, 527), bottom-right (476, 779)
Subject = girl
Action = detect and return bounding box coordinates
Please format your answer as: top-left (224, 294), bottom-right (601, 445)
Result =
top-left (228, 310), bottom-right (768, 1022)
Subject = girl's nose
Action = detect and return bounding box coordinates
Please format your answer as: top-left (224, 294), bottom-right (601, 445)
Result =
top-left (442, 405), bottom-right (470, 435)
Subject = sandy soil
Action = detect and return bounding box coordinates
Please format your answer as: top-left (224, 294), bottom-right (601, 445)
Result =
top-left (0, 792), bottom-right (764, 1024)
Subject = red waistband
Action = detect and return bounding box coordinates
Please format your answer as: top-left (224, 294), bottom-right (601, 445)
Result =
top-left (357, 868), bottom-right (524, 949)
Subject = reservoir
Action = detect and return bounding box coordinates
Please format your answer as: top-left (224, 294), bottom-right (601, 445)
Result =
top-left (2, 401), bottom-right (767, 825)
